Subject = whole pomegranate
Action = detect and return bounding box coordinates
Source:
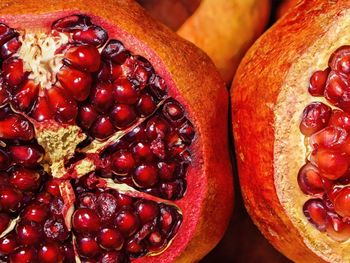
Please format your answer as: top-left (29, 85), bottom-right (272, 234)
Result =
top-left (0, 0), bottom-right (233, 262)
top-left (232, 1), bottom-right (350, 262)
top-left (137, 0), bottom-right (270, 82)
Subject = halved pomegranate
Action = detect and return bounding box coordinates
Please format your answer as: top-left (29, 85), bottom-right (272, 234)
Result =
top-left (232, 1), bottom-right (350, 262)
top-left (0, 0), bottom-right (233, 262)
top-left (136, 0), bottom-right (270, 82)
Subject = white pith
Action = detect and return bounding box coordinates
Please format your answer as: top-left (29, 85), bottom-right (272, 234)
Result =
top-left (274, 11), bottom-right (350, 263)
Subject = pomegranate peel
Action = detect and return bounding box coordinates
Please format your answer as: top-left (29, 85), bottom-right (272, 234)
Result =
top-left (232, 1), bottom-right (350, 262)
top-left (0, 0), bottom-right (233, 262)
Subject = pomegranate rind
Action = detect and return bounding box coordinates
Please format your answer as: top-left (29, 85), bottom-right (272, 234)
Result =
top-left (232, 1), bottom-right (350, 263)
top-left (0, 0), bottom-right (233, 262)
top-left (277, 0), bottom-right (301, 19)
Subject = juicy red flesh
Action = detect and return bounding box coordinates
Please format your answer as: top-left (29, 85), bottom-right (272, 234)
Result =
top-left (0, 14), bottom-right (196, 262)
top-left (299, 45), bottom-right (350, 241)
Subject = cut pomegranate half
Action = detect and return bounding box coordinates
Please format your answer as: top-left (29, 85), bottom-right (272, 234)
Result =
top-left (232, 1), bottom-right (350, 262)
top-left (0, 1), bottom-right (232, 262)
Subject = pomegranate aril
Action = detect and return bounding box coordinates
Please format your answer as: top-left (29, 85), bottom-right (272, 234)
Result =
top-left (0, 187), bottom-right (23, 212)
top-left (91, 116), bottom-right (115, 139)
top-left (158, 162), bottom-right (177, 181)
top-left (57, 65), bottom-right (92, 101)
top-left (0, 37), bottom-right (21, 59)
top-left (50, 197), bottom-right (64, 216)
top-left (9, 167), bottom-right (41, 191)
top-left (329, 109), bottom-right (350, 131)
top-left (148, 231), bottom-right (165, 249)
top-left (98, 228), bottom-right (124, 250)
top-left (297, 162), bottom-right (324, 195)
top-left (0, 86), bottom-right (10, 108)
top-left (31, 95), bottom-right (53, 122)
top-left (149, 74), bottom-right (167, 99)
top-left (9, 144), bottom-right (43, 167)
top-left (22, 203), bottom-right (49, 223)
top-left (2, 57), bottom-right (25, 87)
top-left (96, 192), bottom-right (118, 224)
top-left (0, 149), bottom-right (10, 170)
top-left (303, 199), bottom-right (328, 231)
top-left (99, 251), bottom-right (127, 263)
top-left (0, 213), bottom-right (10, 233)
top-left (150, 138), bottom-right (166, 159)
top-left (63, 244), bottom-right (75, 263)
top-left (132, 142), bottom-right (154, 162)
top-left (0, 114), bottom-right (34, 141)
top-left (325, 72), bottom-right (350, 111)
top-left (38, 242), bottom-right (62, 263)
top-left (46, 180), bottom-right (61, 197)
top-left (110, 104), bottom-right (137, 128)
top-left (299, 102), bottom-right (332, 136)
top-left (16, 221), bottom-right (43, 245)
top-left (90, 83), bottom-right (114, 113)
top-left (133, 164), bottom-right (159, 188)
top-left (115, 193), bottom-right (133, 207)
top-left (52, 15), bottom-right (91, 32)
top-left (113, 78), bottom-right (139, 105)
top-left (102, 40), bottom-right (129, 64)
top-left (78, 192), bottom-right (97, 210)
top-left (329, 45), bottom-right (350, 74)
top-left (44, 218), bottom-right (69, 241)
top-left (64, 44), bottom-right (101, 72)
top-left (37, 192), bottom-right (52, 204)
top-left (135, 200), bottom-right (159, 224)
top-left (73, 25), bottom-right (108, 47)
top-left (326, 212), bottom-right (350, 241)
top-left (77, 105), bottom-right (98, 130)
top-left (160, 179), bottom-right (186, 200)
top-left (163, 100), bottom-right (184, 122)
top-left (179, 121), bottom-right (195, 143)
top-left (309, 68), bottom-right (330, 96)
top-left (72, 208), bottom-right (101, 234)
top-left (333, 187), bottom-right (350, 217)
top-left (137, 93), bottom-right (157, 117)
top-left (76, 235), bottom-right (100, 257)
top-left (112, 150), bottom-right (136, 175)
top-left (10, 247), bottom-right (36, 262)
top-left (0, 235), bottom-right (17, 255)
top-left (0, 23), bottom-right (17, 46)
top-left (115, 209), bottom-right (140, 236)
top-left (126, 238), bottom-right (145, 255)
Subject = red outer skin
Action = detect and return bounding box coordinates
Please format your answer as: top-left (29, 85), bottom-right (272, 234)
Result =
top-left (231, 1), bottom-right (349, 262)
top-left (277, 0), bottom-right (301, 18)
top-left (0, 0), bottom-right (233, 262)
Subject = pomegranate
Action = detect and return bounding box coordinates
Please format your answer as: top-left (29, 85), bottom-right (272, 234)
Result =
top-left (136, 0), bottom-right (270, 82)
top-left (277, 0), bottom-right (300, 18)
top-left (232, 1), bottom-right (350, 262)
top-left (0, 0), bottom-right (233, 262)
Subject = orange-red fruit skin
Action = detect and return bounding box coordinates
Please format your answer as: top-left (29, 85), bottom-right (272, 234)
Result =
top-left (231, 1), bottom-right (347, 262)
top-left (0, 0), bottom-right (233, 262)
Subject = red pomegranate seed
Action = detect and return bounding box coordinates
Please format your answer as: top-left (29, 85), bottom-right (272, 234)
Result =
top-left (43, 218), bottom-right (69, 241)
top-left (73, 25), bottom-right (108, 47)
top-left (163, 100), bottom-right (184, 122)
top-left (334, 187), bottom-right (350, 217)
top-left (47, 86), bottom-right (78, 124)
top-left (46, 180), bottom-right (61, 197)
top-left (97, 61), bottom-right (112, 82)
top-left (79, 193), bottom-right (97, 210)
top-left (0, 187), bottom-right (23, 212)
top-left (37, 192), bottom-right (52, 204)
top-left (0, 234), bottom-right (17, 255)
top-left (149, 74), bottom-right (168, 99)
top-left (303, 199), bottom-right (328, 231)
top-left (112, 150), bottom-right (136, 175)
top-left (63, 244), bottom-right (75, 262)
top-left (160, 180), bottom-right (186, 200)
top-left (146, 117), bottom-right (170, 139)
top-left (22, 203), bottom-right (49, 223)
top-left (38, 242), bottom-right (62, 263)
top-left (179, 120), bottom-right (195, 143)
top-left (133, 164), bottom-right (159, 188)
top-left (99, 252), bottom-right (126, 262)
top-left (91, 116), bottom-right (115, 139)
top-left (113, 78), bottom-right (138, 105)
top-left (0, 37), bottom-right (21, 59)
top-left (111, 63), bottom-right (123, 81)
top-left (132, 142), bottom-right (154, 162)
top-left (326, 212), bottom-right (350, 241)
top-left (65, 45), bottom-right (101, 72)
top-left (150, 138), bottom-right (166, 159)
top-left (126, 239), bottom-right (144, 254)
top-left (96, 192), bottom-right (118, 224)
top-left (0, 213), bottom-right (10, 233)
top-left (90, 83), bottom-right (114, 113)
top-left (115, 209), bottom-right (140, 236)
top-left (77, 236), bottom-right (100, 257)
top-left (9, 167), bottom-right (41, 191)
top-left (0, 114), bottom-right (34, 141)
top-left (300, 102), bottom-right (332, 136)
top-left (31, 95), bottom-right (54, 122)
top-left (16, 221), bottom-right (43, 245)
top-left (309, 68), bottom-right (330, 96)
top-left (311, 149), bottom-right (349, 180)
top-left (148, 231), bottom-right (165, 248)
top-left (297, 162), bottom-right (324, 195)
top-left (102, 40), bottom-right (129, 64)
top-left (0, 23), bottom-right (17, 46)
top-left (9, 144), bottom-right (43, 167)
top-left (98, 228), bottom-right (124, 250)
top-left (9, 247), bottom-right (36, 262)
top-left (325, 72), bottom-right (350, 111)
top-left (57, 65), bottom-right (92, 101)
top-left (329, 109), bottom-right (350, 131)
top-left (0, 86), bottom-right (10, 108)
top-left (52, 15), bottom-right (91, 32)
top-left (115, 193), bottom-right (133, 207)
top-left (137, 94), bottom-right (157, 117)
top-left (329, 45), bottom-right (350, 74)
top-left (72, 208), bottom-right (101, 234)
top-left (2, 57), bottom-right (25, 87)
top-left (77, 105), bottom-right (98, 130)
top-left (158, 162), bottom-right (177, 181)
top-left (110, 104), bottom-right (137, 128)
top-left (50, 197), bottom-right (64, 217)
top-left (135, 200), bottom-right (159, 224)
top-left (0, 149), bottom-right (10, 170)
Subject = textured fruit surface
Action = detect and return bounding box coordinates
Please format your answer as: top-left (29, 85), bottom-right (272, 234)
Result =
top-left (232, 1), bottom-right (350, 263)
top-left (0, 0), bottom-right (232, 262)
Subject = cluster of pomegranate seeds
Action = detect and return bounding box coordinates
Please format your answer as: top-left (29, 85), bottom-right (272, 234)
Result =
top-left (298, 45), bottom-right (350, 241)
top-left (0, 14), bottom-right (195, 262)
